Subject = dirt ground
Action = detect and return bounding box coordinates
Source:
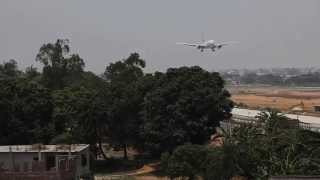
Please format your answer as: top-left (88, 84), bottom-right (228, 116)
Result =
top-left (229, 86), bottom-right (320, 113)
top-left (94, 163), bottom-right (168, 180)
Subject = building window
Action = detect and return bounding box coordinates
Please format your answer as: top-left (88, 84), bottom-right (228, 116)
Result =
top-left (33, 157), bottom-right (39, 161)
top-left (81, 154), bottom-right (87, 167)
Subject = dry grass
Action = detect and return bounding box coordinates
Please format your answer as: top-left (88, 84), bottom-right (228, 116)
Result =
top-left (230, 86), bottom-right (320, 112)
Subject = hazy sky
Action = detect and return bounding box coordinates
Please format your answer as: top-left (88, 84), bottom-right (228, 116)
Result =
top-left (1, 0), bottom-right (320, 73)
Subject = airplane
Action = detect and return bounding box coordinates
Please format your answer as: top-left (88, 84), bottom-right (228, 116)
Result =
top-left (176, 40), bottom-right (237, 52)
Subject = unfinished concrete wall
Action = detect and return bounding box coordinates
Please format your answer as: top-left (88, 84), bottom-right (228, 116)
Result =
top-left (0, 152), bottom-right (39, 171)
top-left (0, 171), bottom-right (75, 180)
top-left (0, 160), bottom-right (76, 180)
top-left (75, 147), bottom-right (90, 176)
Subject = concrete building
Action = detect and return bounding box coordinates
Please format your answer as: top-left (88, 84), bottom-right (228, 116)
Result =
top-left (314, 105), bottom-right (320, 112)
top-left (0, 144), bottom-right (91, 180)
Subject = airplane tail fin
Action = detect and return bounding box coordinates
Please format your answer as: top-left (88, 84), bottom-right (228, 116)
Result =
top-left (201, 33), bottom-right (205, 43)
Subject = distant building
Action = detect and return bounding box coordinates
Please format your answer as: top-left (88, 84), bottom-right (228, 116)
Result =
top-left (0, 144), bottom-right (91, 180)
top-left (290, 101), bottom-right (305, 113)
top-left (314, 105), bottom-right (320, 112)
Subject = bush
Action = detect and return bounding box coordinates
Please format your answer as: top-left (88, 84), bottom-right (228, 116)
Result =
top-left (161, 144), bottom-right (209, 180)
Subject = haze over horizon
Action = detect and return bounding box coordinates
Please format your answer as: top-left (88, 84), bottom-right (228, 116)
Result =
top-left (1, 0), bottom-right (320, 73)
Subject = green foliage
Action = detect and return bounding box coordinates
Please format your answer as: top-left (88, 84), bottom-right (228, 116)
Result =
top-left (50, 132), bottom-right (73, 144)
top-left (162, 109), bottom-right (320, 179)
top-left (0, 59), bottom-right (21, 79)
top-left (104, 52), bottom-right (145, 83)
top-left (203, 143), bottom-right (241, 180)
top-left (161, 143), bottom-right (255, 180)
top-left (103, 53), bottom-right (146, 159)
top-left (161, 144), bottom-right (209, 180)
top-left (0, 78), bottom-right (54, 144)
top-left (0, 40), bottom-right (109, 155)
top-left (227, 109), bottom-right (320, 179)
top-left (1, 39), bottom-right (233, 165)
top-left (239, 72), bottom-right (320, 86)
top-left (240, 73), bottom-right (283, 85)
top-left (256, 108), bottom-right (290, 133)
top-left (286, 73), bottom-right (320, 86)
top-left (141, 66), bottom-right (233, 155)
top-left (36, 39), bottom-right (85, 89)
top-left (24, 66), bottom-right (41, 80)
top-left (52, 86), bottom-right (108, 145)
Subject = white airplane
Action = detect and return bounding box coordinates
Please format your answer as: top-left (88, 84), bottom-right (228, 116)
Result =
top-left (176, 40), bottom-right (237, 52)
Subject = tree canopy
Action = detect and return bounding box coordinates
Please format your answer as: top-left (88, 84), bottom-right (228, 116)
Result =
top-left (36, 39), bottom-right (85, 89)
top-left (103, 53), bottom-right (146, 159)
top-left (161, 109), bottom-right (320, 179)
top-left (0, 78), bottom-right (53, 144)
top-left (141, 66), bottom-right (233, 155)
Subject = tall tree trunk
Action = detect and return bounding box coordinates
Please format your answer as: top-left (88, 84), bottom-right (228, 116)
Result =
top-left (96, 127), bottom-right (108, 160)
top-left (98, 138), bottom-right (108, 160)
top-left (123, 143), bottom-right (128, 160)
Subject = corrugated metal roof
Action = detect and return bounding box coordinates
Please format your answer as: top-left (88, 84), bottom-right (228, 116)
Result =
top-left (232, 108), bottom-right (320, 125)
top-left (0, 144), bottom-right (89, 153)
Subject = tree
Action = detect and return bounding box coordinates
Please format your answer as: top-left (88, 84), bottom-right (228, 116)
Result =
top-left (24, 66), bottom-right (41, 80)
top-left (51, 86), bottom-right (110, 158)
top-left (227, 109), bottom-right (320, 178)
top-left (0, 59), bottom-right (21, 79)
top-left (161, 142), bottom-right (255, 180)
top-left (161, 144), bottom-right (208, 180)
top-left (0, 78), bottom-right (53, 144)
top-left (203, 143), bottom-right (242, 180)
top-left (103, 53), bottom-right (146, 159)
top-left (256, 108), bottom-right (297, 134)
top-left (51, 87), bottom-right (103, 143)
top-left (161, 108), bottom-right (320, 179)
top-left (285, 73), bottom-right (320, 86)
top-left (240, 73), bottom-right (258, 84)
top-left (141, 66), bottom-right (233, 155)
top-left (258, 74), bottom-right (283, 85)
top-left (36, 39), bottom-right (85, 89)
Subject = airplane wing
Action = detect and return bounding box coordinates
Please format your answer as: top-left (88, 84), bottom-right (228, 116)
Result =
top-left (176, 42), bottom-right (199, 47)
top-left (217, 41), bottom-right (239, 48)
top-left (219, 41), bottom-right (239, 46)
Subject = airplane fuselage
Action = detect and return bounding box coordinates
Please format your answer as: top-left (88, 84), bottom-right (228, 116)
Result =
top-left (197, 40), bottom-right (218, 52)
top-left (177, 39), bottom-right (230, 52)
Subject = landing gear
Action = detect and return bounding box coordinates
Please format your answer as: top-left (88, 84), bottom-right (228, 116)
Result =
top-left (211, 48), bottom-right (215, 52)
top-left (200, 48), bottom-right (204, 52)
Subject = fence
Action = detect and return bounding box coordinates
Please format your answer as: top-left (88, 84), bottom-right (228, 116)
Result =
top-left (269, 176), bottom-right (320, 180)
top-left (221, 114), bottom-right (320, 133)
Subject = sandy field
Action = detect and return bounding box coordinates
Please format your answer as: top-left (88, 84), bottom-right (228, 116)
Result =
top-left (229, 86), bottom-right (320, 113)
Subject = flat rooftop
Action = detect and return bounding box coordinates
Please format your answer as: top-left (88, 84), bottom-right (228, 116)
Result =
top-left (0, 144), bottom-right (89, 153)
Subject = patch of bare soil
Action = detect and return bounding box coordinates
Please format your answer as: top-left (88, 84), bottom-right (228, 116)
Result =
top-left (230, 86), bottom-right (320, 112)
